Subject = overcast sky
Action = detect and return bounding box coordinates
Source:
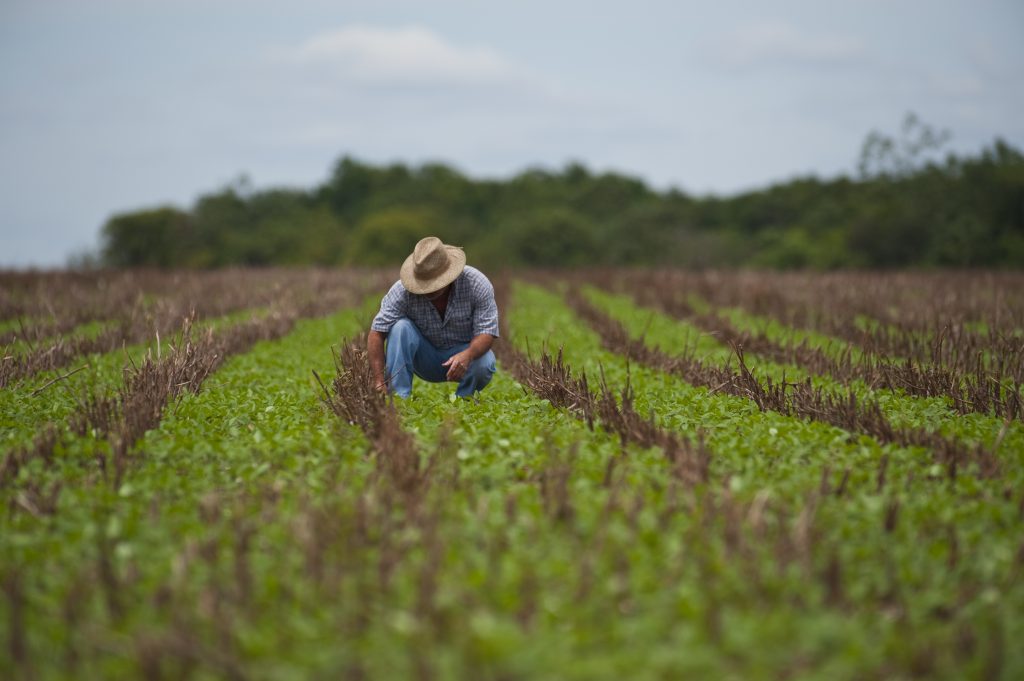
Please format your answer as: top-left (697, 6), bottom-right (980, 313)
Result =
top-left (1, 0), bottom-right (1022, 266)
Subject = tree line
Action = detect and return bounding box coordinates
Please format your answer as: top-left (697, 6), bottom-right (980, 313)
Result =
top-left (99, 117), bottom-right (1024, 269)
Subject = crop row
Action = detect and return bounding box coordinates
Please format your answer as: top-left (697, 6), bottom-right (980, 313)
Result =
top-left (1, 270), bottom-right (380, 388)
top-left (602, 269), bottom-right (1024, 375)
top-left (597, 272), bottom-right (1024, 419)
top-left (1, 269), bottom-right (289, 342)
top-left (607, 269), bottom-right (1024, 334)
top-left (1, 272), bottom-right (387, 500)
top-left (572, 285), bottom-right (1023, 465)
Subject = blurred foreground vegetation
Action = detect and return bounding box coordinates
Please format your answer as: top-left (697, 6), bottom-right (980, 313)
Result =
top-left (99, 116), bottom-right (1024, 269)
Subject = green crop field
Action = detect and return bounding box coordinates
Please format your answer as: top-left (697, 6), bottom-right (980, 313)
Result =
top-left (2, 268), bottom-right (1023, 680)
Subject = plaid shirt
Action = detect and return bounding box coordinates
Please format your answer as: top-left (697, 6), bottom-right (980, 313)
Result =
top-left (371, 266), bottom-right (500, 349)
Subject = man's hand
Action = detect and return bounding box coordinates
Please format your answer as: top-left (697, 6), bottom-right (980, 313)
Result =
top-left (443, 334), bottom-right (495, 383)
top-left (442, 350), bottom-right (474, 382)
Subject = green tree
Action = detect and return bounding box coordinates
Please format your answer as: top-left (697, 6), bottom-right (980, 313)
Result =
top-left (101, 206), bottom-right (190, 267)
top-left (483, 208), bottom-right (598, 268)
top-left (96, 132), bottom-right (1024, 270)
top-left (346, 207), bottom-right (441, 266)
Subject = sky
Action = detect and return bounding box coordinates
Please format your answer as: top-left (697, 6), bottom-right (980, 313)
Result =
top-left (1, 0), bottom-right (1022, 267)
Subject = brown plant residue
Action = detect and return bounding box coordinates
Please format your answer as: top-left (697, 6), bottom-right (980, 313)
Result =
top-left (1, 268), bottom-right (388, 388)
top-left (317, 335), bottom-right (431, 504)
top-left (595, 269), bottom-right (1024, 421)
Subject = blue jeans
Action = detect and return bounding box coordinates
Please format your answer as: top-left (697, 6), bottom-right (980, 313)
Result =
top-left (385, 318), bottom-right (496, 398)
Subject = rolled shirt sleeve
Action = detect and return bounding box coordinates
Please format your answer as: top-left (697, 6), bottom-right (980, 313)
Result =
top-left (370, 281), bottom-right (408, 334)
top-left (471, 273), bottom-right (500, 338)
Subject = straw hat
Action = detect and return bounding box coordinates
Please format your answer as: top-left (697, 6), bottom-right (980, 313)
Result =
top-left (400, 237), bottom-right (466, 295)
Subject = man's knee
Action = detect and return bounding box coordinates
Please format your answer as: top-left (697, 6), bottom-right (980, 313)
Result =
top-left (470, 350), bottom-right (497, 384)
top-left (390, 318), bottom-right (417, 339)
top-left (387, 318), bottom-right (420, 351)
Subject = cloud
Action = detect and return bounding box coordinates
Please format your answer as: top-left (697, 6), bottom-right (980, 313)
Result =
top-left (929, 73), bottom-right (985, 98)
top-left (710, 20), bottom-right (865, 70)
top-left (283, 25), bottom-right (520, 86)
top-left (254, 22), bottom-right (608, 157)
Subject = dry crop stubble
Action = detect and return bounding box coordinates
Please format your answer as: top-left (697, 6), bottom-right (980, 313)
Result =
top-left (1, 268), bottom-right (380, 388)
top-left (2, 270), bottom-right (387, 509)
top-left (610, 268), bottom-right (1024, 373)
top-left (597, 270), bottom-right (1024, 420)
top-left (565, 286), bottom-right (1004, 481)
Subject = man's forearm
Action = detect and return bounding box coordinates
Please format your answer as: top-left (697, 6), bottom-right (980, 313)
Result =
top-left (367, 330), bottom-right (387, 386)
top-left (465, 334), bottom-right (495, 360)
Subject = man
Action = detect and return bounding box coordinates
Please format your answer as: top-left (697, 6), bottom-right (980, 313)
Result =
top-left (368, 236), bottom-right (499, 398)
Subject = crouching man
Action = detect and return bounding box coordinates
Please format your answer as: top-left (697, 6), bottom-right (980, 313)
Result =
top-left (368, 236), bottom-right (499, 398)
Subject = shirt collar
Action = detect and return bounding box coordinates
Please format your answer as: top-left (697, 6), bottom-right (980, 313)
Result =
top-left (441, 271), bottom-right (465, 322)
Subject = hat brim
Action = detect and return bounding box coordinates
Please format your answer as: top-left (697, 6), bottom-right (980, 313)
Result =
top-left (400, 245), bottom-right (466, 294)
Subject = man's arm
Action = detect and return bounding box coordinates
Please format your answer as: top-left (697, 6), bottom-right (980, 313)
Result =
top-left (441, 333), bottom-right (496, 382)
top-left (367, 329), bottom-right (388, 391)
top-left (367, 281), bottom-right (407, 391)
